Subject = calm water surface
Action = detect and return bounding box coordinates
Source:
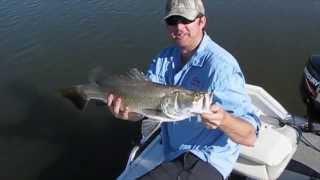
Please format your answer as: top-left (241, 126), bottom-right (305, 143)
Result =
top-left (0, 0), bottom-right (319, 179)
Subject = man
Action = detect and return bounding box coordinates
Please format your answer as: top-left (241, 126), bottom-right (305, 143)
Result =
top-left (107, 0), bottom-right (260, 179)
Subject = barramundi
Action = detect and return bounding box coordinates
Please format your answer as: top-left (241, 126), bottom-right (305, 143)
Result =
top-left (60, 68), bottom-right (214, 122)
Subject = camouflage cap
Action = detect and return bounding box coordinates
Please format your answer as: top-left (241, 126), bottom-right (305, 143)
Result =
top-left (164, 0), bottom-right (205, 21)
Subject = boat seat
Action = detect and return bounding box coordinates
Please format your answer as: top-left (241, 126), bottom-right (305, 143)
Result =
top-left (118, 121), bottom-right (299, 180)
top-left (233, 121), bottom-right (299, 180)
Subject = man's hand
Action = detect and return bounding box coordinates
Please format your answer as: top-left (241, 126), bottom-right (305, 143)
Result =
top-left (201, 104), bottom-right (257, 147)
top-left (201, 105), bottom-right (228, 129)
top-left (106, 94), bottom-right (143, 121)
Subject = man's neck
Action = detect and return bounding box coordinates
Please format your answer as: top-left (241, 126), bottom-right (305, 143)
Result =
top-left (181, 49), bottom-right (196, 64)
top-left (180, 33), bottom-right (204, 64)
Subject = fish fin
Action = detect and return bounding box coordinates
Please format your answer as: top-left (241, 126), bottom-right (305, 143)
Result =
top-left (60, 84), bottom-right (107, 111)
top-left (88, 67), bottom-right (105, 84)
top-left (161, 105), bottom-right (192, 121)
top-left (141, 119), bottom-right (161, 143)
top-left (89, 68), bottom-right (150, 87)
top-left (141, 109), bottom-right (172, 122)
top-left (126, 68), bottom-right (149, 81)
top-left (60, 86), bottom-right (89, 110)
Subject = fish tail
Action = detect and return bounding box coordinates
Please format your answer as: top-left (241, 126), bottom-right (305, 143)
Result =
top-left (60, 84), bottom-right (106, 111)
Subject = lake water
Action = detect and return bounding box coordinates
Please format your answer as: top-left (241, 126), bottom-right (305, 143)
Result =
top-left (0, 0), bottom-right (319, 179)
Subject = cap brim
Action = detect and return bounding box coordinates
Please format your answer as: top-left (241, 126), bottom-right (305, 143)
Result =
top-left (164, 9), bottom-right (199, 21)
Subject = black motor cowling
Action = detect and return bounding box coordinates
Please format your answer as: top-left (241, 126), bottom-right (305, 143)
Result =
top-left (301, 55), bottom-right (320, 118)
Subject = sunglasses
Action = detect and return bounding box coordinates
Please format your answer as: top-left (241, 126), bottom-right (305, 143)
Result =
top-left (165, 16), bottom-right (196, 26)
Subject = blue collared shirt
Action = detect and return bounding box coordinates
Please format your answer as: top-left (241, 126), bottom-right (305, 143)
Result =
top-left (146, 33), bottom-right (260, 179)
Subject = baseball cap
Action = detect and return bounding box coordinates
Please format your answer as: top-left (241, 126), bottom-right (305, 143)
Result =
top-left (164, 0), bottom-right (205, 21)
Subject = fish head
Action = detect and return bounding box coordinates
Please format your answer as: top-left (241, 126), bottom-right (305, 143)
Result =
top-left (161, 91), bottom-right (214, 120)
top-left (177, 91), bottom-right (213, 113)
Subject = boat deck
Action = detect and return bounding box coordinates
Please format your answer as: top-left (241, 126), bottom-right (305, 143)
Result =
top-left (289, 132), bottom-right (320, 178)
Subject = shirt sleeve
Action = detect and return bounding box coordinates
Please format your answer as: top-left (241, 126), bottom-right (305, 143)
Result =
top-left (209, 60), bottom-right (261, 132)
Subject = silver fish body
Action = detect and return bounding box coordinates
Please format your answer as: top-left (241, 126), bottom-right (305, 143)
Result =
top-left (60, 68), bottom-right (214, 122)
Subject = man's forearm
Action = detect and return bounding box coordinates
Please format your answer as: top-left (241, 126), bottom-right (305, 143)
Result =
top-left (220, 114), bottom-right (257, 147)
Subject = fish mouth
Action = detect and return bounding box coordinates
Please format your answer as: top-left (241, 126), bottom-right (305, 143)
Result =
top-left (209, 92), bottom-right (215, 103)
top-left (203, 92), bottom-right (214, 110)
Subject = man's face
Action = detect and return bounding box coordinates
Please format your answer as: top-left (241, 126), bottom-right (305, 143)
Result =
top-left (166, 15), bottom-right (206, 49)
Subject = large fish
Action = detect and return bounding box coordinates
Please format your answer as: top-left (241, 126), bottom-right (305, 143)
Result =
top-left (60, 68), bottom-right (214, 122)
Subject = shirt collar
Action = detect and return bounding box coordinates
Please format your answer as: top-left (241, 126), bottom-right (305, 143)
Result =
top-left (188, 33), bottom-right (210, 67)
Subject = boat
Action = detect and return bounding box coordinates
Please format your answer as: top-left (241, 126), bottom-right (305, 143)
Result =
top-left (117, 55), bottom-right (320, 180)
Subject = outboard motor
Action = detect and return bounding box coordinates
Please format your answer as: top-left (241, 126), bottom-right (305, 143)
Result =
top-left (300, 54), bottom-right (320, 133)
